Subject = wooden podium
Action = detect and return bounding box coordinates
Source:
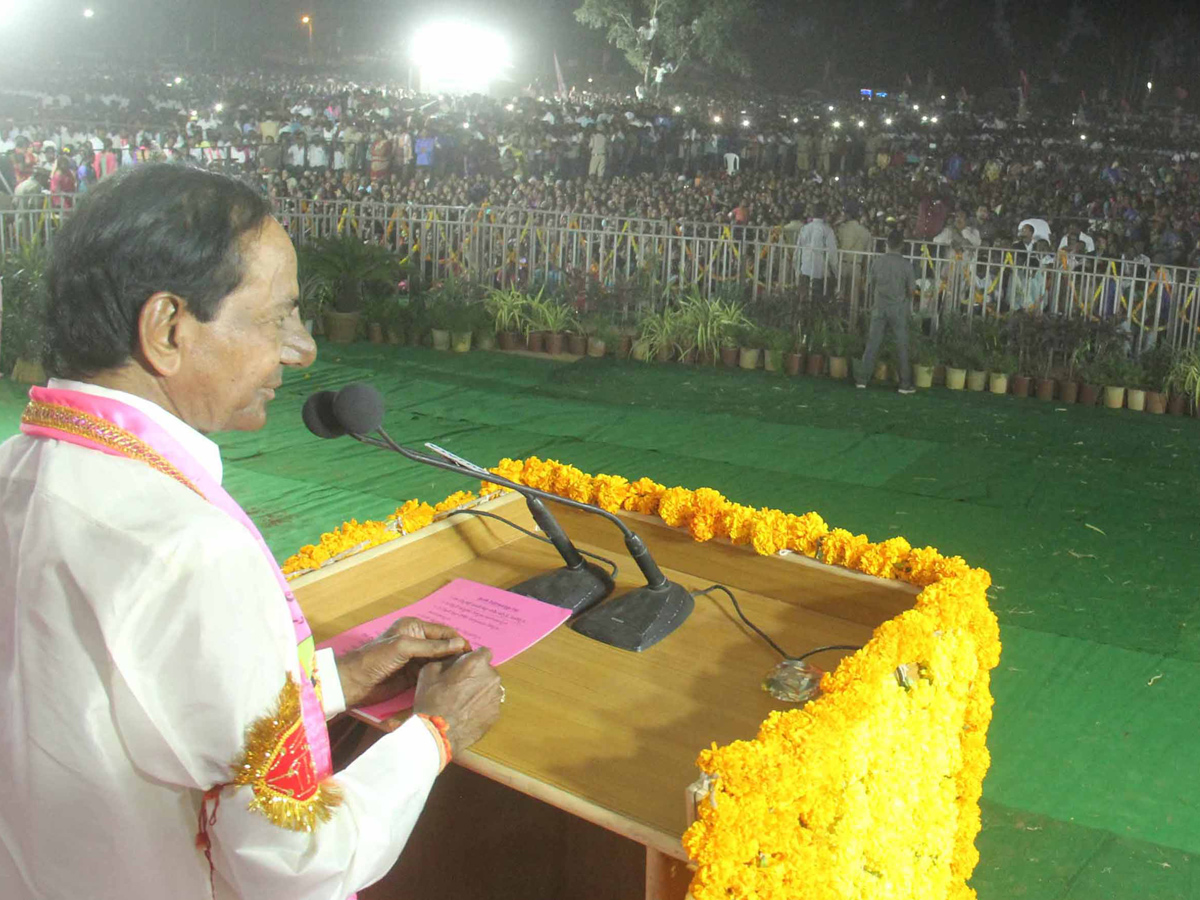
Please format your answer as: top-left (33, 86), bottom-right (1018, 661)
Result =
top-left (291, 492), bottom-right (919, 900)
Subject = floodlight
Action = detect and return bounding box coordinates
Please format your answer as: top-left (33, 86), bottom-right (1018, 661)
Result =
top-left (1147, 81), bottom-right (1153, 91)
top-left (827, 105), bottom-right (834, 111)
top-left (857, 120), bottom-right (865, 128)
top-left (792, 117), bottom-right (799, 123)
top-left (214, 103), bottom-right (224, 113)
top-left (674, 105), bottom-right (682, 112)
top-left (301, 15), bottom-right (310, 23)
top-left (712, 115), bottom-right (722, 123)
top-left (940, 94), bottom-right (946, 100)
top-left (884, 117), bottom-right (893, 125)
top-left (1080, 134), bottom-right (1087, 141)
top-left (832, 120), bottom-right (841, 128)
top-left (930, 116), bottom-right (938, 123)
top-left (412, 21), bottom-right (513, 94)
top-left (913, 104), bottom-right (920, 111)
top-left (83, 7), bottom-right (94, 18)
top-left (174, 76), bottom-right (182, 84)
top-left (505, 103), bottom-right (515, 111)
top-left (587, 77), bottom-right (593, 83)
top-left (742, 118), bottom-right (750, 127)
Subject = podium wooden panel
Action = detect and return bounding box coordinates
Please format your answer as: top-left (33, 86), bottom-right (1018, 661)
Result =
top-left (292, 493), bottom-right (919, 898)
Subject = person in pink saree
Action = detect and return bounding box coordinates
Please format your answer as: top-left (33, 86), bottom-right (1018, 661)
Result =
top-left (0, 165), bottom-right (502, 900)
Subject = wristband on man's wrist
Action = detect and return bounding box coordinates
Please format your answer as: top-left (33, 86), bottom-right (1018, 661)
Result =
top-left (416, 714), bottom-right (452, 771)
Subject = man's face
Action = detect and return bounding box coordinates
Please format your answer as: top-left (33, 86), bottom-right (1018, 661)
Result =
top-left (1019, 225), bottom-right (1033, 242)
top-left (170, 219), bottom-right (315, 433)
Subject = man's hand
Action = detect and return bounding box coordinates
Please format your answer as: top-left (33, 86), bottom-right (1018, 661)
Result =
top-left (411, 648), bottom-right (503, 754)
top-left (336, 617), bottom-right (469, 709)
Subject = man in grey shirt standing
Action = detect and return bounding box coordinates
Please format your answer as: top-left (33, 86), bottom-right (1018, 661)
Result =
top-left (857, 229), bottom-right (916, 393)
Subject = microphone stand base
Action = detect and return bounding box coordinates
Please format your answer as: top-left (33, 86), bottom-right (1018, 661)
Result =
top-left (570, 581), bottom-right (694, 652)
top-left (510, 562), bottom-right (615, 616)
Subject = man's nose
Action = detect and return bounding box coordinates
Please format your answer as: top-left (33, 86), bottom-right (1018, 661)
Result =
top-left (282, 317), bottom-right (318, 368)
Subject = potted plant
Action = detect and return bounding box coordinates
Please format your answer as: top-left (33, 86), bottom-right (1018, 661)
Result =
top-left (1140, 343), bottom-right (1173, 414)
top-left (737, 325), bottom-right (762, 370)
top-left (762, 328), bottom-right (790, 372)
top-left (785, 328), bottom-right (806, 376)
top-left (1006, 311), bottom-right (1037, 398)
top-left (1076, 357), bottom-right (1104, 406)
top-left (473, 301), bottom-right (497, 351)
top-left (1031, 317), bottom-right (1059, 401)
top-left (967, 322), bottom-right (994, 391)
top-left (1163, 347), bottom-right (1200, 415)
top-left (805, 312), bottom-right (830, 376)
top-left (567, 322), bottom-right (589, 356)
top-left (635, 308), bottom-right (677, 363)
top-left (1125, 361), bottom-right (1149, 412)
top-left (589, 323), bottom-right (618, 358)
top-left (913, 330), bottom-right (937, 388)
top-left (987, 351), bottom-right (1016, 395)
top-left (486, 287), bottom-right (530, 351)
top-left (298, 273), bottom-right (330, 336)
top-left (938, 316), bottom-right (970, 390)
top-left (720, 330), bottom-right (740, 368)
top-left (827, 325), bottom-right (853, 380)
top-left (530, 297), bottom-right (578, 355)
top-left (428, 301), bottom-right (454, 350)
top-left (302, 235), bottom-right (402, 344)
top-left (1100, 353), bottom-right (1133, 409)
top-left (363, 292), bottom-right (395, 344)
top-left (448, 302), bottom-right (477, 353)
top-left (0, 241), bottom-right (49, 383)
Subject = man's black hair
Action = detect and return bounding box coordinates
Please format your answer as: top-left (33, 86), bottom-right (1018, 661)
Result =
top-left (887, 229), bottom-right (905, 250)
top-left (43, 164), bottom-right (273, 379)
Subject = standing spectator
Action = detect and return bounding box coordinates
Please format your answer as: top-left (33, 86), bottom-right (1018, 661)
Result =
top-left (857, 230), bottom-right (916, 393)
top-left (797, 202), bottom-right (839, 300)
top-left (588, 127), bottom-right (608, 179)
top-left (286, 134), bottom-right (307, 176)
top-left (306, 136), bottom-right (329, 175)
top-left (836, 202), bottom-right (872, 306)
top-left (49, 153), bottom-right (76, 207)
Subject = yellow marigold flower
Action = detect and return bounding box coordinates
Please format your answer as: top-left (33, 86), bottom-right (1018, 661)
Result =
top-left (591, 474), bottom-right (632, 512)
top-left (658, 487), bottom-right (695, 528)
top-left (433, 490), bottom-right (476, 514)
top-left (622, 476), bottom-right (666, 516)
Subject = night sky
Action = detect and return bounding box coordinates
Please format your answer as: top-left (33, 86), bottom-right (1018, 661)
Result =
top-left (2, 0), bottom-right (1195, 101)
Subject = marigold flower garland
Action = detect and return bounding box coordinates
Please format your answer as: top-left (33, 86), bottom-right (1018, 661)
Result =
top-left (279, 456), bottom-right (999, 900)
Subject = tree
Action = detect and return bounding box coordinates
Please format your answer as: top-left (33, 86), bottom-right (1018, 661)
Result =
top-left (574, 0), bottom-right (754, 90)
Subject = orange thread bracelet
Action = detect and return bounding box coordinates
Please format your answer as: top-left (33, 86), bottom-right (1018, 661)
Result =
top-left (417, 714), bottom-right (453, 769)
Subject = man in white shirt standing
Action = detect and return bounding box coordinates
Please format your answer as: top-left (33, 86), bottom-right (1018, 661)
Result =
top-left (0, 165), bottom-right (503, 900)
top-left (797, 203), bottom-right (840, 301)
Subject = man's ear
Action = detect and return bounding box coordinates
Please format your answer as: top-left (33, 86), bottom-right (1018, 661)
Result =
top-left (137, 292), bottom-right (189, 377)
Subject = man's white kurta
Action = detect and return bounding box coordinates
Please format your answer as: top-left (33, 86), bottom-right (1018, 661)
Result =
top-left (0, 381), bottom-right (440, 900)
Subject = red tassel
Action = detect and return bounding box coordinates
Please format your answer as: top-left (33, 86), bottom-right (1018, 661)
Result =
top-left (195, 786), bottom-right (223, 899)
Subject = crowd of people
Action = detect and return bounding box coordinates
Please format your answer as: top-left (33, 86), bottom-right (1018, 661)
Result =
top-left (4, 63), bottom-right (1200, 275)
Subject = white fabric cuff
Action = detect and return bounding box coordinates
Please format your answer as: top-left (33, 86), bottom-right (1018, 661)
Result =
top-left (314, 647), bottom-right (347, 719)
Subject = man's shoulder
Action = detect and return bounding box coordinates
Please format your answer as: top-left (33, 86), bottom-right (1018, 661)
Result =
top-left (1, 436), bottom-right (259, 566)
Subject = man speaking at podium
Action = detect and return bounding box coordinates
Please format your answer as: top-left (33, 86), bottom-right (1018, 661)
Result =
top-left (0, 165), bottom-right (503, 900)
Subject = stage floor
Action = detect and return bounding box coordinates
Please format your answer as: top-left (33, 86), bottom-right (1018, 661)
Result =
top-left (4, 344), bottom-right (1199, 899)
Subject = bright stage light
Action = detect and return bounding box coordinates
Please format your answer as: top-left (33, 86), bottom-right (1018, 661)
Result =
top-left (913, 104), bottom-right (920, 111)
top-left (884, 117), bottom-right (893, 125)
top-left (832, 120), bottom-right (841, 128)
top-left (712, 115), bottom-right (722, 123)
top-left (674, 105), bottom-right (682, 112)
top-left (940, 94), bottom-right (945, 100)
top-left (214, 103), bottom-right (223, 113)
top-left (857, 119), bottom-right (865, 128)
top-left (930, 116), bottom-right (938, 123)
top-left (827, 105), bottom-right (834, 111)
top-left (463, 121), bottom-right (470, 129)
top-left (1080, 133), bottom-right (1087, 141)
top-left (505, 103), bottom-right (515, 111)
top-left (411, 20), bottom-right (512, 95)
top-left (792, 117), bottom-right (799, 123)
top-left (83, 7), bottom-right (94, 17)
top-left (174, 76), bottom-right (182, 84)
top-left (742, 118), bottom-right (750, 127)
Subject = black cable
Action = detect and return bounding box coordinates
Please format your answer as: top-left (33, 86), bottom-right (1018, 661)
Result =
top-left (444, 508), bottom-right (620, 579)
top-left (693, 584), bottom-right (862, 662)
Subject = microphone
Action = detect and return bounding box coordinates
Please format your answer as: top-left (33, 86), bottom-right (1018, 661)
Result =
top-left (301, 384), bottom-right (694, 652)
top-left (304, 388), bottom-right (614, 618)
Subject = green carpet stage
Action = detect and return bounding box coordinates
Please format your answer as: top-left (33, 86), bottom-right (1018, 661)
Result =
top-left (5, 345), bottom-right (1198, 898)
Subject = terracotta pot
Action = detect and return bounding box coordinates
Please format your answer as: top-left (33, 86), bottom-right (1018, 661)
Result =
top-left (806, 353), bottom-right (826, 376)
top-left (989, 373), bottom-right (1009, 395)
top-left (738, 347), bottom-right (761, 370)
top-left (324, 310), bottom-right (361, 344)
top-left (828, 356), bottom-right (850, 379)
top-left (1126, 388), bottom-right (1146, 412)
top-left (498, 330), bottom-right (521, 351)
top-left (945, 367), bottom-right (967, 390)
top-left (967, 370), bottom-right (988, 392)
top-left (1168, 392), bottom-right (1187, 415)
top-left (1059, 381), bottom-right (1079, 405)
top-left (387, 327), bottom-right (403, 345)
top-left (567, 334), bottom-right (588, 356)
top-left (1012, 375), bottom-right (1031, 398)
top-left (1102, 385), bottom-right (1125, 409)
top-left (933, 364), bottom-right (946, 385)
top-left (785, 352), bottom-right (804, 376)
top-left (1035, 378), bottom-right (1056, 401)
top-left (546, 332), bottom-right (565, 355)
top-left (764, 349), bottom-right (783, 372)
top-left (618, 335), bottom-right (633, 358)
top-left (914, 365), bottom-right (935, 388)
top-left (1146, 391), bottom-right (1167, 415)
top-left (451, 331), bottom-right (473, 353)
top-left (720, 346), bottom-right (739, 368)
top-left (874, 362), bottom-right (890, 383)
top-left (527, 331), bottom-right (546, 353)
top-left (1079, 383), bottom-right (1100, 406)
top-left (430, 328), bottom-right (451, 351)
top-left (586, 337), bottom-right (607, 357)
top-left (368, 322), bottom-right (385, 344)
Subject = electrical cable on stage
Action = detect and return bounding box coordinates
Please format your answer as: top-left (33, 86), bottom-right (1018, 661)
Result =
top-left (692, 583), bottom-right (862, 661)
top-left (443, 508), bottom-right (620, 580)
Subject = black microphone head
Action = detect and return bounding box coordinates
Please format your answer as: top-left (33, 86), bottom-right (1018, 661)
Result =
top-left (302, 391), bottom-right (346, 439)
top-left (333, 383), bottom-right (385, 435)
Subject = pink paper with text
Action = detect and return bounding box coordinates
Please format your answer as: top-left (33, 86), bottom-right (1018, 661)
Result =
top-left (317, 578), bottom-right (572, 722)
